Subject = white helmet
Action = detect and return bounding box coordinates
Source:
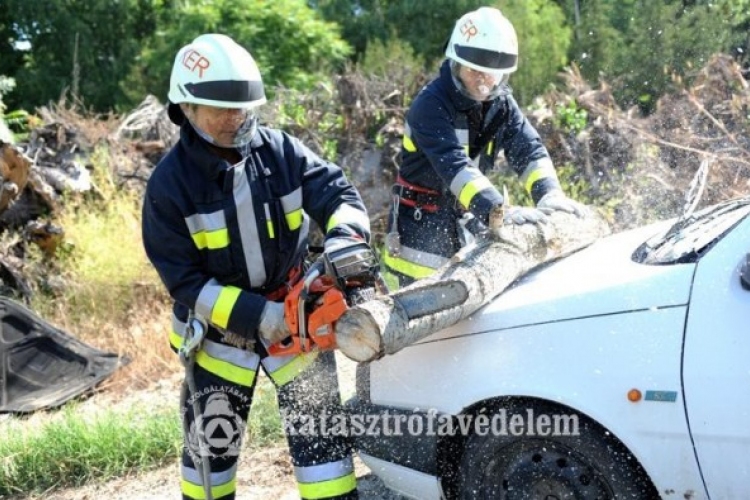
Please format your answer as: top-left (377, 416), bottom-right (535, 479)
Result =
top-left (445, 7), bottom-right (518, 77)
top-left (168, 33), bottom-right (266, 109)
top-left (168, 34), bottom-right (266, 147)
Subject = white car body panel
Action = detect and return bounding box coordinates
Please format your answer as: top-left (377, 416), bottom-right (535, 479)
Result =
top-left (364, 205), bottom-right (750, 499)
top-left (682, 211), bottom-right (750, 497)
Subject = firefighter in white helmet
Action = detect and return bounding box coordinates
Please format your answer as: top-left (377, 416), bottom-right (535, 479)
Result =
top-left (142, 33), bottom-right (367, 500)
top-left (383, 7), bottom-right (589, 288)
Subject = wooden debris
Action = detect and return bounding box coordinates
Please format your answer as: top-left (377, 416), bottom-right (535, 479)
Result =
top-left (0, 141), bottom-right (31, 212)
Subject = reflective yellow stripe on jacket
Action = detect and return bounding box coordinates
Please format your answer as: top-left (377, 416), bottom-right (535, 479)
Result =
top-left (325, 203), bottom-right (370, 234)
top-left (450, 167), bottom-right (494, 210)
top-left (194, 279), bottom-right (242, 329)
top-left (521, 157), bottom-right (557, 194)
top-left (185, 211), bottom-right (230, 250)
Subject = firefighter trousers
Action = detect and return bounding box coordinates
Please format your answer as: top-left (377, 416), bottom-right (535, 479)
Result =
top-left (172, 323), bottom-right (357, 500)
top-left (382, 202), bottom-right (465, 288)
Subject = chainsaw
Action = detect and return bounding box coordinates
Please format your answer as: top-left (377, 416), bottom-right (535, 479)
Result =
top-left (267, 238), bottom-right (386, 356)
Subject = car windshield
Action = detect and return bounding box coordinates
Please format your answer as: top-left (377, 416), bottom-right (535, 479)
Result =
top-left (633, 197), bottom-right (750, 264)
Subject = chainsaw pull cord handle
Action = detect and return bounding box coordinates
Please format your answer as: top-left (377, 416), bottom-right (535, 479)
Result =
top-left (179, 313), bottom-right (213, 500)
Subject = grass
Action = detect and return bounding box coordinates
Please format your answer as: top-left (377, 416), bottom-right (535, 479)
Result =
top-left (0, 142), bottom-right (286, 496)
top-left (0, 406), bottom-right (182, 496)
top-left (0, 375), bottom-right (285, 496)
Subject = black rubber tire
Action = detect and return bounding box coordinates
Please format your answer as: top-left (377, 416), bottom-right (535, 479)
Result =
top-left (457, 402), bottom-right (658, 500)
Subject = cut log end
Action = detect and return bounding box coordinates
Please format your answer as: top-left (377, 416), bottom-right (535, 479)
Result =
top-left (336, 307), bottom-right (384, 362)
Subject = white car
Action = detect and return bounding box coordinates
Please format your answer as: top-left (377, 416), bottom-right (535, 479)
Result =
top-left (350, 197), bottom-right (750, 499)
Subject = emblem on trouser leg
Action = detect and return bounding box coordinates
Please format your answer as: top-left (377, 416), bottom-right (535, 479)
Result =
top-left (184, 389), bottom-right (247, 460)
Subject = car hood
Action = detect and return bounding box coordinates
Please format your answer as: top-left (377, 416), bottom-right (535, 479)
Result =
top-left (431, 221), bottom-right (697, 339)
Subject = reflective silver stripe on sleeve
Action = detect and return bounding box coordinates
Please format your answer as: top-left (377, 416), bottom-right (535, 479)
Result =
top-left (233, 163), bottom-right (267, 286)
top-left (182, 463), bottom-right (237, 486)
top-left (185, 211), bottom-right (226, 234)
top-left (326, 203), bottom-right (370, 233)
top-left (294, 457), bottom-right (354, 483)
top-left (449, 166), bottom-right (485, 198)
top-left (280, 187), bottom-right (302, 214)
top-left (195, 278), bottom-right (223, 320)
top-left (455, 127), bottom-right (469, 146)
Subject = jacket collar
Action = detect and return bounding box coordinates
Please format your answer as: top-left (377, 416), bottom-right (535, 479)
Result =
top-left (178, 124), bottom-right (264, 180)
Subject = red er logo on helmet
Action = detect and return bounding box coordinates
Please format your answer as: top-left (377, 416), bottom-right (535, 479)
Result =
top-left (460, 19), bottom-right (478, 42)
top-left (181, 49), bottom-right (210, 78)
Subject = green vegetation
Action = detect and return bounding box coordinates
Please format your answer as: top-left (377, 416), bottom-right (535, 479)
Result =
top-left (554, 100), bottom-right (588, 136)
top-left (0, 406), bottom-right (181, 496)
top-left (7, 137), bottom-right (286, 496)
top-left (0, 378), bottom-right (284, 495)
top-left (29, 143), bottom-right (161, 327)
top-left (4, 0), bottom-right (746, 113)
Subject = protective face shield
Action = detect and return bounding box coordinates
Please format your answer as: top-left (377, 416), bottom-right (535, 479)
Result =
top-left (445, 7), bottom-right (518, 100)
top-left (184, 105), bottom-right (259, 149)
top-left (167, 34), bottom-right (266, 147)
top-left (449, 60), bottom-right (511, 100)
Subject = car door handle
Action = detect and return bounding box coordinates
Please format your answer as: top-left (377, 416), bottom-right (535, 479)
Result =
top-left (742, 253), bottom-right (750, 291)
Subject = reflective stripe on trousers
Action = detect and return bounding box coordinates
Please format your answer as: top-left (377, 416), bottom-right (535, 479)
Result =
top-left (382, 202), bottom-right (462, 288)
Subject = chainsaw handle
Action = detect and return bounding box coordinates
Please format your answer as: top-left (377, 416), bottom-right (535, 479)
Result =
top-left (267, 335), bottom-right (309, 357)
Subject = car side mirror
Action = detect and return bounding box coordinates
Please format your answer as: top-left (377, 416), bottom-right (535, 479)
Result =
top-left (742, 253), bottom-right (750, 291)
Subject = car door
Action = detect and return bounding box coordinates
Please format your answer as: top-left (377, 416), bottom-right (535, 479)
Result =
top-left (683, 212), bottom-right (750, 498)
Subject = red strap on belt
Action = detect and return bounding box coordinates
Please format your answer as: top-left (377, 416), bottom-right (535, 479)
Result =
top-left (396, 175), bottom-right (440, 195)
top-left (395, 176), bottom-right (441, 213)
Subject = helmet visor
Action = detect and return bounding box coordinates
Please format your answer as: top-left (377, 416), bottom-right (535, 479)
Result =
top-left (453, 44), bottom-right (517, 73)
top-left (184, 80), bottom-right (265, 106)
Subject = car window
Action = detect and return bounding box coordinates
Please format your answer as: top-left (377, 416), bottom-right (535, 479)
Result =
top-left (633, 198), bottom-right (750, 265)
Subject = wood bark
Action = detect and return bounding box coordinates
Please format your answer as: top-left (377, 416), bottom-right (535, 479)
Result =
top-left (335, 211), bottom-right (611, 362)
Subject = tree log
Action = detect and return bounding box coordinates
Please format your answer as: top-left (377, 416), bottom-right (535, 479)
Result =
top-left (335, 211), bottom-right (611, 362)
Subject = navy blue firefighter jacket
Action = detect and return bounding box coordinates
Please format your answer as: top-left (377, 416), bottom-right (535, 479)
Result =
top-left (142, 124), bottom-right (370, 343)
top-left (400, 60), bottom-right (561, 226)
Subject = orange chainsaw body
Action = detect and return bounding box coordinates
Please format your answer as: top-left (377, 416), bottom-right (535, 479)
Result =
top-left (267, 275), bottom-right (348, 356)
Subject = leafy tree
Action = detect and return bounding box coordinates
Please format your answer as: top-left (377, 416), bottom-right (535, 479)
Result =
top-left (566, 0), bottom-right (622, 82)
top-left (316, 0), bottom-right (487, 64)
top-left (2, 0), bottom-right (159, 112)
top-left (499, 0), bottom-right (572, 105)
top-left (126, 0), bottom-right (352, 105)
top-left (610, 1), bottom-right (731, 112)
top-left (317, 0), bottom-right (572, 105)
top-left (717, 0), bottom-right (750, 67)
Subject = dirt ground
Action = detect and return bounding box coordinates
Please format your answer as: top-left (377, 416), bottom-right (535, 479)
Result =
top-left (27, 447), bottom-right (404, 500)
top-left (11, 353), bottom-right (408, 500)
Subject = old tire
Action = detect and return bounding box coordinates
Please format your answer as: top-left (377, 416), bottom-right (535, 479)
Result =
top-left (457, 403), bottom-right (658, 499)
